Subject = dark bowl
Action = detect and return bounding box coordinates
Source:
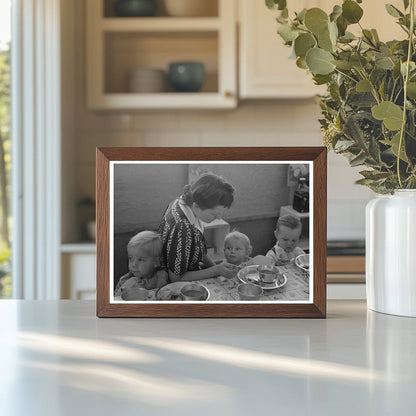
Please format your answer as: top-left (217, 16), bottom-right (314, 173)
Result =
top-left (168, 61), bottom-right (205, 92)
top-left (114, 0), bottom-right (158, 17)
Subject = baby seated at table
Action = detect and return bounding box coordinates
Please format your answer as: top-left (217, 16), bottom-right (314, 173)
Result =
top-left (114, 231), bottom-right (168, 300)
top-left (266, 215), bottom-right (305, 266)
top-left (223, 230), bottom-right (273, 268)
top-left (223, 231), bottom-right (252, 266)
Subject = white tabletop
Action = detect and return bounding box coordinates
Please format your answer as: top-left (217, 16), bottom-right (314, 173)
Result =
top-left (0, 300), bottom-right (415, 416)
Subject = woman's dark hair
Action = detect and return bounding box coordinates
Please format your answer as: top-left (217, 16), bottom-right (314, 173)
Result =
top-left (182, 173), bottom-right (234, 209)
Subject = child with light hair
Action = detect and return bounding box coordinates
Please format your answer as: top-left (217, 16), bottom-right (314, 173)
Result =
top-left (114, 231), bottom-right (168, 299)
top-left (266, 215), bottom-right (305, 265)
top-left (223, 230), bottom-right (253, 266)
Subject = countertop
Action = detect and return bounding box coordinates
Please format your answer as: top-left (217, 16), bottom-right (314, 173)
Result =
top-left (0, 300), bottom-right (415, 415)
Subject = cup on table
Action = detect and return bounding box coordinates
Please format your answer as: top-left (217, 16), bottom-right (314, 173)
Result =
top-left (180, 283), bottom-right (207, 301)
top-left (237, 283), bottom-right (263, 301)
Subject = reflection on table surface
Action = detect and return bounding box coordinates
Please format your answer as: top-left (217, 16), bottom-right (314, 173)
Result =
top-left (1, 301), bottom-right (416, 416)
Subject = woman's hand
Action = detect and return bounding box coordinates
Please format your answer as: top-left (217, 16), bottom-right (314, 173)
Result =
top-left (215, 260), bottom-right (238, 278)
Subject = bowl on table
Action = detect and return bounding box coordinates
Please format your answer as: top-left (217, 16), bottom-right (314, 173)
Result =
top-left (295, 254), bottom-right (310, 272)
top-left (168, 61), bottom-right (205, 92)
top-left (156, 281), bottom-right (210, 301)
top-left (180, 283), bottom-right (209, 301)
top-left (237, 283), bottom-right (263, 301)
top-left (257, 265), bottom-right (284, 284)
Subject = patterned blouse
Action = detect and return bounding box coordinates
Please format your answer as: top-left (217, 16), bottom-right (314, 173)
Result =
top-left (158, 199), bottom-right (207, 277)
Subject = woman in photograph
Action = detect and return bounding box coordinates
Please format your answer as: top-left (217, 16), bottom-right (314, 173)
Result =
top-left (158, 173), bottom-right (238, 282)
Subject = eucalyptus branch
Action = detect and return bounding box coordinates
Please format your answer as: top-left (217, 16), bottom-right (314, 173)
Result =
top-left (397, 0), bottom-right (415, 188)
top-left (334, 68), bottom-right (359, 84)
top-left (358, 69), bottom-right (381, 104)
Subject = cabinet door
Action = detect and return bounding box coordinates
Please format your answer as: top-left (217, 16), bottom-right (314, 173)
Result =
top-left (239, 0), bottom-right (326, 99)
top-left (238, 0), bottom-right (404, 99)
top-left (62, 253), bottom-right (96, 300)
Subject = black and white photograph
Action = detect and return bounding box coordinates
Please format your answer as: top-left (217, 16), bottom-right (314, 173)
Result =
top-left (109, 161), bottom-right (313, 304)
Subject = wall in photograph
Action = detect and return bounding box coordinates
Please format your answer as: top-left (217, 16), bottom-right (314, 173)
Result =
top-left (114, 163), bottom-right (291, 234)
top-left (189, 164), bottom-right (289, 220)
top-left (113, 163), bottom-right (187, 233)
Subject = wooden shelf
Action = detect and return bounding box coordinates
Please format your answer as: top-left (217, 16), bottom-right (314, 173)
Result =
top-left (327, 256), bottom-right (365, 274)
top-left (90, 92), bottom-right (235, 110)
top-left (86, 0), bottom-right (237, 109)
top-left (101, 17), bottom-right (221, 32)
top-left (327, 255), bottom-right (365, 283)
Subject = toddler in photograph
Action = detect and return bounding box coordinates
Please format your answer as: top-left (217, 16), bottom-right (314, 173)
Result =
top-left (266, 215), bottom-right (305, 265)
top-left (223, 230), bottom-right (253, 266)
top-left (223, 230), bottom-right (273, 269)
top-left (114, 231), bottom-right (168, 300)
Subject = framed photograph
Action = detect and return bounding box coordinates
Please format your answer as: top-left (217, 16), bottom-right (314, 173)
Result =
top-left (96, 147), bottom-right (327, 318)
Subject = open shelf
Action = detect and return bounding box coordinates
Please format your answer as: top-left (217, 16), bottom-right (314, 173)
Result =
top-left (86, 0), bottom-right (236, 109)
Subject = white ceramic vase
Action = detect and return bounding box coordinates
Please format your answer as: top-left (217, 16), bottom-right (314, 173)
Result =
top-left (366, 189), bottom-right (416, 317)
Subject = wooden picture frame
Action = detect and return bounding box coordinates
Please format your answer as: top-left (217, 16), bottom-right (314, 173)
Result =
top-left (96, 147), bottom-right (327, 318)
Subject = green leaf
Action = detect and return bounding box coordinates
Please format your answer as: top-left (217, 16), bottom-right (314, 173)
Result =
top-left (333, 60), bottom-right (352, 70)
top-left (304, 8), bottom-right (329, 35)
top-left (342, 0), bottom-right (364, 24)
top-left (330, 5), bottom-right (342, 22)
top-left (305, 48), bottom-right (336, 75)
top-left (294, 33), bottom-right (316, 58)
top-left (339, 31), bottom-right (356, 43)
top-left (350, 151), bottom-right (368, 167)
top-left (360, 170), bottom-right (391, 180)
top-left (372, 101), bottom-right (404, 131)
top-left (336, 15), bottom-right (348, 36)
top-left (296, 57), bottom-right (308, 69)
top-left (277, 23), bottom-right (298, 43)
top-left (390, 132), bottom-right (409, 162)
top-left (296, 8), bottom-right (307, 23)
top-left (356, 79), bottom-right (372, 92)
top-left (375, 56), bottom-right (395, 70)
top-left (371, 29), bottom-right (380, 43)
top-left (385, 4), bottom-right (404, 18)
top-left (334, 140), bottom-right (355, 151)
top-left (407, 82), bottom-right (416, 99)
top-left (266, 0), bottom-right (287, 11)
top-left (318, 27), bottom-right (334, 52)
top-left (403, 0), bottom-right (409, 10)
top-left (350, 54), bottom-right (368, 70)
top-left (313, 74), bottom-right (332, 85)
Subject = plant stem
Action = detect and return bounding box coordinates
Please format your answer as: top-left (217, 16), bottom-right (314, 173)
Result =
top-left (397, 0), bottom-right (415, 188)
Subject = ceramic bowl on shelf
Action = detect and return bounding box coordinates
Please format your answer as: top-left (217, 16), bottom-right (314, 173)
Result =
top-left (164, 0), bottom-right (218, 17)
top-left (168, 61), bottom-right (205, 92)
top-left (114, 0), bottom-right (158, 17)
top-left (128, 68), bottom-right (167, 93)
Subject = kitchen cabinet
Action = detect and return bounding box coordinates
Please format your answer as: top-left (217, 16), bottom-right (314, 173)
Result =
top-left (61, 245), bottom-right (96, 300)
top-left (86, 0), bottom-right (237, 109)
top-left (238, 0), bottom-right (325, 99)
top-left (238, 0), bottom-right (404, 99)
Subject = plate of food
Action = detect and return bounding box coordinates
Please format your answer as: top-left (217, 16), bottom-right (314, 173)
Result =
top-left (295, 254), bottom-right (310, 272)
top-left (155, 281), bottom-right (210, 301)
top-left (237, 265), bottom-right (287, 290)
